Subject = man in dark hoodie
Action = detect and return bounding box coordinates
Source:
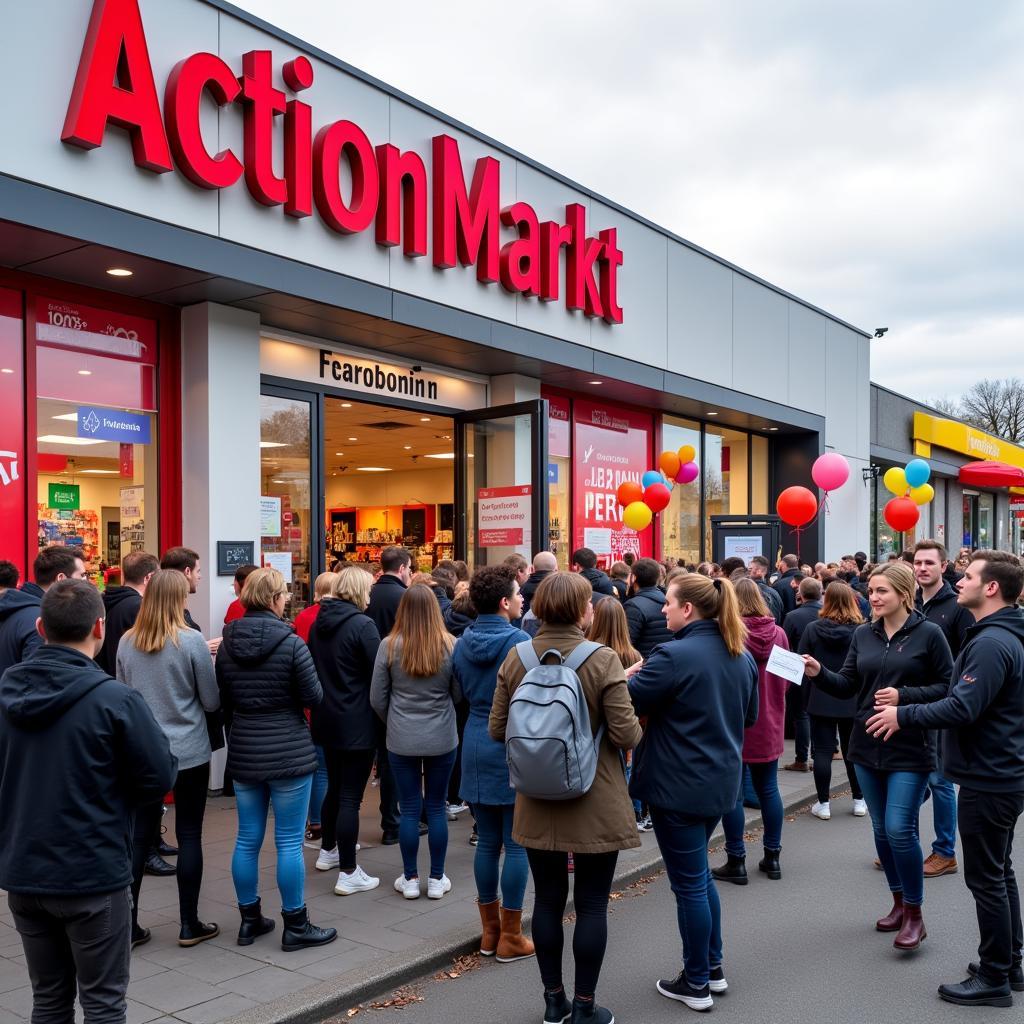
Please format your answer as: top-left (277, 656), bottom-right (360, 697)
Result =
top-left (868, 550), bottom-right (1024, 1008)
top-left (624, 557), bottom-right (673, 658)
top-left (520, 551), bottom-right (556, 615)
top-left (572, 547), bottom-right (618, 603)
top-left (0, 545), bottom-right (87, 676)
top-left (0, 579), bottom-right (176, 1024)
top-left (95, 551), bottom-right (159, 675)
top-left (781, 578), bottom-right (823, 773)
top-left (772, 554), bottom-right (803, 616)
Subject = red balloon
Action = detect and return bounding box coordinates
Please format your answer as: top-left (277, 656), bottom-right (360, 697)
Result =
top-left (884, 497), bottom-right (920, 533)
top-left (616, 480), bottom-right (643, 507)
top-left (776, 486), bottom-right (818, 527)
top-left (643, 482), bottom-right (671, 513)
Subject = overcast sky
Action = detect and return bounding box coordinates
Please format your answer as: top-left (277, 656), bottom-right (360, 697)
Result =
top-left (243, 0), bottom-right (1022, 406)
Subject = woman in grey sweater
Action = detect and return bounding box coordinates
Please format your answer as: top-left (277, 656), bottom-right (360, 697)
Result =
top-left (117, 570), bottom-right (220, 949)
top-left (371, 583), bottom-right (462, 900)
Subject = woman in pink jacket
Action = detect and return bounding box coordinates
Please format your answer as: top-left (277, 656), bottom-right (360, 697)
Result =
top-left (712, 579), bottom-right (790, 885)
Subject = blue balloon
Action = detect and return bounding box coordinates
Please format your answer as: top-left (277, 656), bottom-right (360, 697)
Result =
top-left (905, 459), bottom-right (931, 488)
top-left (641, 470), bottom-right (664, 489)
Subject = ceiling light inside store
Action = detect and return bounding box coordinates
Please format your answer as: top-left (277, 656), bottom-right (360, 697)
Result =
top-left (589, 380), bottom-right (603, 385)
top-left (403, 445), bottom-right (412, 450)
top-left (259, 441), bottom-right (288, 448)
top-left (356, 466), bottom-right (391, 472)
top-left (0, 368), bottom-right (13, 374)
top-left (348, 436), bottom-right (358, 441)
top-left (37, 435), bottom-right (104, 446)
top-left (106, 268), bottom-right (134, 277)
top-left (52, 413), bottom-right (78, 421)
top-left (768, 426), bottom-right (779, 432)
top-left (420, 417), bottom-right (431, 422)
top-left (335, 451), bottom-right (344, 456)
top-left (77, 369), bottom-right (92, 376)
top-left (79, 469), bottom-right (119, 474)
top-left (706, 411), bottom-right (719, 416)
top-left (341, 402), bottom-right (352, 408)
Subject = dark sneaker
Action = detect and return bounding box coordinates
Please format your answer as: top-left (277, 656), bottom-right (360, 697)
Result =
top-left (543, 988), bottom-right (572, 1024)
top-left (709, 965), bottom-right (728, 994)
top-left (938, 975), bottom-right (1012, 1007)
top-left (178, 920), bottom-right (219, 948)
top-left (570, 998), bottom-right (614, 1023)
top-left (131, 926), bottom-right (151, 950)
top-left (656, 971), bottom-right (713, 1011)
top-left (381, 830), bottom-right (399, 846)
top-left (969, 961), bottom-right (1024, 993)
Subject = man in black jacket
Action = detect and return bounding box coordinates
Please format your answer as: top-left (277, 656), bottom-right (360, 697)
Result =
top-left (781, 578), bottom-right (822, 772)
top-left (772, 554), bottom-right (803, 616)
top-left (571, 547), bottom-right (618, 603)
top-left (868, 550), bottom-right (1024, 1007)
top-left (520, 551), bottom-right (556, 615)
top-left (95, 551), bottom-right (159, 675)
top-left (0, 580), bottom-right (176, 1024)
top-left (624, 558), bottom-right (673, 658)
top-left (749, 555), bottom-right (784, 624)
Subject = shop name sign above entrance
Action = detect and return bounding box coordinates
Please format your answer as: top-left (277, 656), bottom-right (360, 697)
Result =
top-left (61, 0), bottom-right (625, 325)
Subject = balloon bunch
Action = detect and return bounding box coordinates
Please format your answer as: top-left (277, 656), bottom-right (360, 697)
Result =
top-left (775, 452), bottom-right (852, 555)
top-left (615, 445), bottom-right (699, 531)
top-left (882, 458), bottom-right (934, 532)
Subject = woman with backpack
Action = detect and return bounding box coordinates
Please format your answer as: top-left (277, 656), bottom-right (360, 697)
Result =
top-left (370, 583), bottom-right (461, 900)
top-left (626, 574), bottom-right (758, 1012)
top-left (490, 572), bottom-right (642, 1024)
top-left (711, 579), bottom-right (789, 886)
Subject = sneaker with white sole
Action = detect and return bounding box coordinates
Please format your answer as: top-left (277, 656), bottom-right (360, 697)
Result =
top-left (446, 802), bottom-right (469, 821)
top-left (427, 874), bottom-right (452, 899)
top-left (852, 799), bottom-right (868, 817)
top-left (315, 847), bottom-right (339, 870)
top-left (656, 971), bottom-right (713, 1011)
top-left (811, 801), bottom-right (831, 820)
top-left (334, 866), bottom-right (380, 895)
top-left (708, 965), bottom-right (728, 994)
top-left (394, 874), bottom-right (420, 899)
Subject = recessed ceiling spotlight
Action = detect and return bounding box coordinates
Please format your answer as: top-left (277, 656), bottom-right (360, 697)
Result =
top-left (341, 402), bottom-right (352, 408)
top-left (589, 380), bottom-right (603, 385)
top-left (77, 369), bottom-right (92, 376)
top-left (335, 451), bottom-right (344, 456)
top-left (403, 445), bottom-right (412, 450)
top-left (706, 411), bottom-right (719, 416)
top-left (420, 417), bottom-right (431, 422)
top-left (0, 368), bottom-right (13, 374)
top-left (356, 466), bottom-right (391, 472)
top-left (106, 267), bottom-right (134, 278)
top-left (768, 426), bottom-right (779, 432)
top-left (348, 436), bottom-right (358, 441)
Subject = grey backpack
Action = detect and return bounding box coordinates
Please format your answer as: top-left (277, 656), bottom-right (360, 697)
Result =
top-left (505, 640), bottom-right (604, 801)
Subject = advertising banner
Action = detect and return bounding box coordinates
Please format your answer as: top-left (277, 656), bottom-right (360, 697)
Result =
top-left (48, 482), bottom-right (80, 510)
top-left (0, 288), bottom-right (24, 573)
top-left (478, 485), bottom-right (532, 550)
top-left (77, 405), bottom-right (151, 444)
top-left (36, 298), bottom-right (156, 363)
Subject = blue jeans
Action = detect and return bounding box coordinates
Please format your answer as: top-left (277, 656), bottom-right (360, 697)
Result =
top-left (856, 766), bottom-right (929, 906)
top-left (927, 771), bottom-right (958, 858)
top-left (650, 809), bottom-right (722, 988)
top-left (308, 746), bottom-right (329, 827)
top-left (232, 775), bottom-right (312, 912)
top-left (742, 765), bottom-right (760, 809)
top-left (723, 760), bottom-right (783, 856)
top-left (389, 749), bottom-right (457, 879)
top-left (473, 803), bottom-right (528, 910)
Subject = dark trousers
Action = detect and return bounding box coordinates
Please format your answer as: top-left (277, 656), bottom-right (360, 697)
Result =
top-left (958, 788), bottom-right (1024, 983)
top-left (320, 747), bottom-right (376, 871)
top-left (375, 726), bottom-right (400, 833)
top-left (9, 887), bottom-right (132, 1024)
top-left (786, 683), bottom-right (811, 762)
top-left (526, 848), bottom-right (618, 1000)
top-left (810, 716), bottom-right (861, 803)
top-left (447, 699), bottom-right (470, 805)
top-left (131, 763), bottom-right (209, 929)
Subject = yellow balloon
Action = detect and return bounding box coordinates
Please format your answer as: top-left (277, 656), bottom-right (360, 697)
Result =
top-left (883, 467), bottom-right (908, 495)
top-left (678, 444), bottom-right (696, 465)
top-left (622, 500), bottom-right (653, 531)
top-left (910, 483), bottom-right (935, 506)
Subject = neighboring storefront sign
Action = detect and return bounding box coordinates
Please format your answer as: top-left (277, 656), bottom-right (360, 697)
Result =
top-left (259, 496), bottom-right (282, 537)
top-left (48, 483), bottom-right (80, 510)
top-left (478, 485), bottom-right (532, 550)
top-left (36, 297), bottom-right (156, 363)
top-left (77, 405), bottom-right (151, 444)
top-left (0, 288), bottom-right (25, 573)
top-left (914, 412), bottom-right (1024, 470)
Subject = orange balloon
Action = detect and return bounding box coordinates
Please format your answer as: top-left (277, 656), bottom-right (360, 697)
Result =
top-left (678, 444), bottom-right (696, 465)
top-left (659, 451), bottom-right (681, 479)
top-left (616, 480), bottom-right (643, 507)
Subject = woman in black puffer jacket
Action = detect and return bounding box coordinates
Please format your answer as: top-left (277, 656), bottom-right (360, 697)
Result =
top-left (216, 568), bottom-right (335, 952)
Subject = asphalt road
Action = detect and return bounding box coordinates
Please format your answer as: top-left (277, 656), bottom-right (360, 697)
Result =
top-left (350, 796), bottom-right (1021, 1024)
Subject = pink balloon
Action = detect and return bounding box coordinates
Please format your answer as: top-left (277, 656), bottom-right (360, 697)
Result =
top-left (811, 452), bottom-right (850, 492)
top-left (676, 462), bottom-right (699, 484)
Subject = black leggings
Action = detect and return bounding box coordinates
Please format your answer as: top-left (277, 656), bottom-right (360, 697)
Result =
top-left (526, 848), bottom-right (618, 1000)
top-left (131, 762), bottom-right (209, 929)
top-left (810, 716), bottom-right (861, 803)
top-left (320, 747), bottom-right (376, 871)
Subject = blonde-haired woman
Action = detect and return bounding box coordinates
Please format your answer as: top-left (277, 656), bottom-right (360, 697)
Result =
top-left (803, 562), bottom-right (953, 952)
top-left (626, 574), bottom-right (758, 1011)
top-left (307, 567), bottom-right (382, 895)
top-left (118, 569), bottom-right (221, 949)
top-left (371, 583), bottom-right (461, 900)
top-left (216, 568), bottom-right (336, 951)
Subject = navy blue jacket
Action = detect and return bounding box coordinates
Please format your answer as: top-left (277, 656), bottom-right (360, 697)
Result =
top-left (898, 606), bottom-right (1024, 793)
top-left (772, 569), bottom-right (803, 615)
top-left (782, 600), bottom-right (822, 652)
top-left (628, 619), bottom-right (758, 818)
top-left (0, 584), bottom-right (43, 677)
top-left (624, 587), bottom-right (673, 659)
top-left (916, 582), bottom-right (974, 658)
top-left (581, 567), bottom-right (617, 602)
top-left (366, 574), bottom-right (407, 638)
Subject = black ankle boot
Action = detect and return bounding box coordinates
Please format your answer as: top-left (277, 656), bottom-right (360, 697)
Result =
top-left (570, 997), bottom-right (614, 1024)
top-left (237, 900), bottom-right (275, 946)
top-left (758, 847), bottom-right (782, 880)
top-left (280, 906), bottom-right (337, 951)
top-left (711, 854), bottom-right (748, 886)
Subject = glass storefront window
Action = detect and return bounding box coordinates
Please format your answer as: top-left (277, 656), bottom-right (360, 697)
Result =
top-left (547, 395), bottom-right (571, 568)
top-left (978, 493), bottom-right (994, 549)
top-left (705, 426), bottom-right (751, 548)
top-left (661, 416), bottom-right (701, 565)
top-left (751, 435), bottom-right (769, 512)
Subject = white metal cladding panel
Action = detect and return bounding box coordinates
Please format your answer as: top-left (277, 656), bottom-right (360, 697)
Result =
top-left (787, 301), bottom-right (827, 415)
top-left (824, 320), bottom-right (862, 456)
top-left (856, 333), bottom-right (872, 459)
top-left (666, 244), bottom-right (734, 388)
top-left (825, 455), bottom-right (871, 556)
top-left (732, 275), bottom-right (788, 400)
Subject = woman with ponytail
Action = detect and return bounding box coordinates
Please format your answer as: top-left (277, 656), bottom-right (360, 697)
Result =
top-left (626, 575), bottom-right (758, 1011)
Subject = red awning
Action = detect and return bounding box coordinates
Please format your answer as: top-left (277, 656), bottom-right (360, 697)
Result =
top-left (958, 461), bottom-right (1024, 488)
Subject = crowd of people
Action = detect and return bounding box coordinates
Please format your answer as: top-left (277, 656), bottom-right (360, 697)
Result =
top-left (0, 537), bottom-right (1022, 1022)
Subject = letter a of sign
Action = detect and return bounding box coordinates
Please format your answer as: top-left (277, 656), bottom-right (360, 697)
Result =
top-left (62, 0), bottom-right (173, 172)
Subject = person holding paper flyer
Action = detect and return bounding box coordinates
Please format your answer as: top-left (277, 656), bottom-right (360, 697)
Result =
top-left (712, 580), bottom-right (790, 886)
top-left (802, 562), bottom-right (953, 953)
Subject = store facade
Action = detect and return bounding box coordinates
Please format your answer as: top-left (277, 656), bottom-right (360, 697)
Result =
top-left (1, 0), bottom-right (872, 629)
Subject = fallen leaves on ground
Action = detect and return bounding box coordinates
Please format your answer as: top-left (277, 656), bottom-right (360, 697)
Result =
top-left (434, 953), bottom-right (482, 982)
top-left (367, 987), bottom-right (424, 1011)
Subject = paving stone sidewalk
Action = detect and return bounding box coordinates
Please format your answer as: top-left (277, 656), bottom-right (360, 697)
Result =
top-left (0, 741), bottom-right (844, 1024)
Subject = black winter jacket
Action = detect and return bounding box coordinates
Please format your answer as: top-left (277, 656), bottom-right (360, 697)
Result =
top-left (815, 611), bottom-right (953, 772)
top-left (0, 584), bottom-right (43, 676)
top-left (897, 607), bottom-right (1024, 793)
top-left (95, 586), bottom-right (142, 676)
top-left (308, 599), bottom-right (380, 750)
top-left (520, 569), bottom-right (553, 615)
top-left (629, 619), bottom-right (758, 818)
top-left (756, 580), bottom-right (784, 625)
top-left (772, 569), bottom-right (803, 615)
top-left (580, 567), bottom-right (617, 602)
top-left (444, 605), bottom-right (476, 637)
top-left (624, 587), bottom-right (673, 659)
top-left (916, 582), bottom-right (974, 658)
top-left (216, 611), bottom-right (322, 782)
top-left (783, 600), bottom-right (823, 652)
top-left (366, 574), bottom-right (407, 638)
top-left (610, 577), bottom-right (628, 601)
top-left (798, 618), bottom-right (859, 719)
top-left (0, 645), bottom-right (176, 895)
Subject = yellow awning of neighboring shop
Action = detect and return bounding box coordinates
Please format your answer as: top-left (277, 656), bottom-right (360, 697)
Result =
top-left (912, 413), bottom-right (1024, 495)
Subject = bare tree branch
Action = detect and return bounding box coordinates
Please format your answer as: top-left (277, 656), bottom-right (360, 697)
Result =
top-left (955, 378), bottom-right (1024, 443)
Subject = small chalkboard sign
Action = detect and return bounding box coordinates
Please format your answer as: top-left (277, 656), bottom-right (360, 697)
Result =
top-left (217, 541), bottom-right (256, 577)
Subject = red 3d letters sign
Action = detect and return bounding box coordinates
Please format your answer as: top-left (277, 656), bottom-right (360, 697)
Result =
top-left (61, 0), bottom-right (624, 324)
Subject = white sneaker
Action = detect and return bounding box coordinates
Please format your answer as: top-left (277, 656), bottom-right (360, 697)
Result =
top-left (427, 874), bottom-right (452, 899)
top-left (446, 802), bottom-right (469, 821)
top-left (811, 801), bottom-right (831, 820)
top-left (334, 866), bottom-right (380, 895)
top-left (394, 874), bottom-right (420, 899)
top-left (315, 846), bottom-right (339, 870)
top-left (852, 799), bottom-right (868, 817)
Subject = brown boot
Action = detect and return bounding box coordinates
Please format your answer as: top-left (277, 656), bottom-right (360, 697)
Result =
top-left (495, 906), bottom-right (535, 963)
top-left (875, 892), bottom-right (904, 932)
top-left (893, 903), bottom-right (927, 951)
top-left (477, 899), bottom-right (500, 957)
top-left (923, 853), bottom-right (958, 877)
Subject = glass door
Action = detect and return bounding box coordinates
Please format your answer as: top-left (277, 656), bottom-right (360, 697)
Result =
top-left (455, 401), bottom-right (548, 568)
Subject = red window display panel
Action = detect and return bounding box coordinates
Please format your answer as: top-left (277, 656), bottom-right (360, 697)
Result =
top-left (572, 398), bottom-right (653, 563)
top-left (0, 289), bottom-right (25, 574)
